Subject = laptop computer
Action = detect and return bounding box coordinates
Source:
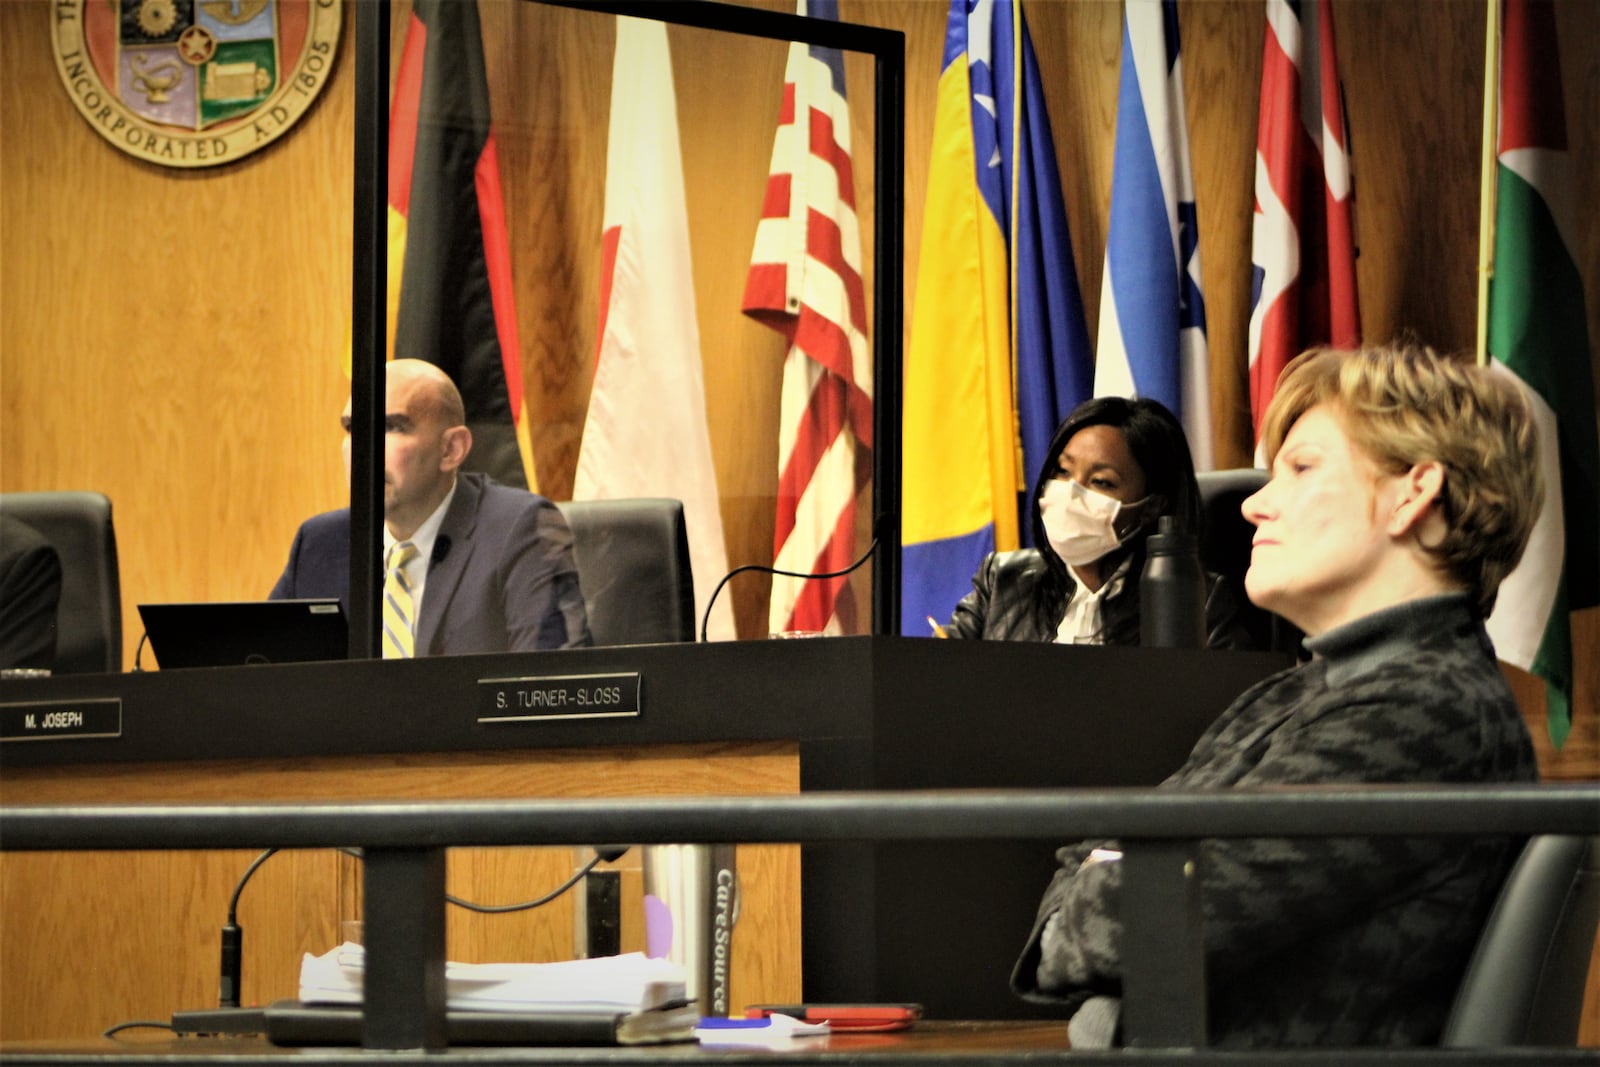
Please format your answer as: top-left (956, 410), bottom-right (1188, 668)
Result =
top-left (137, 599), bottom-right (347, 669)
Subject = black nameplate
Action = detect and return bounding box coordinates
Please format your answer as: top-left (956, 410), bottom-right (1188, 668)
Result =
top-left (0, 699), bottom-right (123, 743)
top-left (478, 672), bottom-right (641, 723)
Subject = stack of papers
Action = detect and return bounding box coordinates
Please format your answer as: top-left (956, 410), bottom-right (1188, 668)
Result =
top-left (298, 943), bottom-right (688, 1015)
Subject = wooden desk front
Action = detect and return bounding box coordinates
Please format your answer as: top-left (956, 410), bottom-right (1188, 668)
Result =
top-left (0, 742), bottom-right (802, 1042)
top-left (0, 638), bottom-right (1290, 1040)
top-left (0, 1021), bottom-right (1079, 1065)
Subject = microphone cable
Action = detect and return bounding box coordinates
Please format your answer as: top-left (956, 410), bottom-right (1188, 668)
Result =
top-left (699, 514), bottom-right (893, 642)
top-left (219, 848), bottom-right (278, 1007)
top-left (334, 846), bottom-right (628, 914)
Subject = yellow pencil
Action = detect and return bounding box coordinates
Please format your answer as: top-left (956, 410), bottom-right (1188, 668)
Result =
top-left (926, 615), bottom-right (949, 639)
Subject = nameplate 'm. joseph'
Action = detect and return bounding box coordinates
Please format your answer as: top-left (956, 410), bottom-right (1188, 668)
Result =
top-left (0, 698), bottom-right (123, 743)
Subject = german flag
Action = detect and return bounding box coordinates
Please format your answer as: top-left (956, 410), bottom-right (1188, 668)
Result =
top-left (388, 0), bottom-right (532, 489)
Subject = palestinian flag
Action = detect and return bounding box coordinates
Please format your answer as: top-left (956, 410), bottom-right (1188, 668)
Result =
top-left (1484, 0), bottom-right (1600, 747)
top-left (389, 0), bottom-right (532, 488)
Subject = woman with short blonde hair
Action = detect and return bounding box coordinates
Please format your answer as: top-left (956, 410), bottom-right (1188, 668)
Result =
top-left (1257, 343), bottom-right (1540, 617)
top-left (1014, 343), bottom-right (1543, 1048)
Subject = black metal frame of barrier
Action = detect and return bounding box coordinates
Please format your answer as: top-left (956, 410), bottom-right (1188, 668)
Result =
top-left (349, 1), bottom-right (905, 643)
top-left (4, 785), bottom-right (1598, 1055)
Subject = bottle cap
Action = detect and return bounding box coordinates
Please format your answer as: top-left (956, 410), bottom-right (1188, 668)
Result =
top-left (1147, 514), bottom-right (1194, 553)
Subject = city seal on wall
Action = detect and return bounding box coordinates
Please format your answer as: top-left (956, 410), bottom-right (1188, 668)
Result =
top-left (51, 0), bottom-right (341, 169)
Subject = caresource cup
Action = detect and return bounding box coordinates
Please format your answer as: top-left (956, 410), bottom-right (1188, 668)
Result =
top-left (641, 843), bottom-right (738, 1015)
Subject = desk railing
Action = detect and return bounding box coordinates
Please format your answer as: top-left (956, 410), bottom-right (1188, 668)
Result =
top-left (4, 785), bottom-right (1598, 1055)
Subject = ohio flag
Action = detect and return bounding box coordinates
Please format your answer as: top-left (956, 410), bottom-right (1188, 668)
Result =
top-left (1094, 0), bottom-right (1211, 470)
top-left (901, 0), bottom-right (1092, 634)
top-left (1248, 0), bottom-right (1360, 458)
top-left (744, 0), bottom-right (873, 636)
top-left (1484, 0), bottom-right (1600, 747)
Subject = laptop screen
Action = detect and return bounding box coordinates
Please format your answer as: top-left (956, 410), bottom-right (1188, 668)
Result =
top-left (137, 599), bottom-right (348, 669)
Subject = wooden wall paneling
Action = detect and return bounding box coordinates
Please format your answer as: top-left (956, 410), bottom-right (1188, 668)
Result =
top-left (1336, 0), bottom-right (1484, 352)
top-left (0, 847), bottom-right (343, 1042)
top-left (0, 741), bottom-right (802, 1042)
top-left (1568, 0), bottom-right (1600, 390)
top-left (0, 0), bottom-right (356, 664)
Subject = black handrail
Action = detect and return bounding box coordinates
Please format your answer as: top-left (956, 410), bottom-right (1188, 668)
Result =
top-left (5, 786), bottom-right (1596, 1054)
top-left (3, 785), bottom-right (1595, 851)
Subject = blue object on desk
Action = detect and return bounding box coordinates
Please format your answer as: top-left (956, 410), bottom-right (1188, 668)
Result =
top-left (694, 1013), bottom-right (829, 1044)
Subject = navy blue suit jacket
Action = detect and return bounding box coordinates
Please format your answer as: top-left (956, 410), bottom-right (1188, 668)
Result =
top-left (270, 472), bottom-right (591, 654)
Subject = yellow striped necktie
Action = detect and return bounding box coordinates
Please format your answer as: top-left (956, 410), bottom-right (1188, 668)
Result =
top-left (382, 541), bottom-right (419, 659)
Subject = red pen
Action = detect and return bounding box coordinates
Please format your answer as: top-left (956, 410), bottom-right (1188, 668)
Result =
top-left (743, 1003), bottom-right (922, 1032)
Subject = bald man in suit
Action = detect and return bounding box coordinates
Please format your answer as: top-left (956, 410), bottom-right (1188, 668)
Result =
top-left (270, 360), bottom-right (590, 654)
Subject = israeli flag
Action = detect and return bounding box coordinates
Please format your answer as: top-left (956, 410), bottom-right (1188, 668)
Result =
top-left (1094, 0), bottom-right (1212, 469)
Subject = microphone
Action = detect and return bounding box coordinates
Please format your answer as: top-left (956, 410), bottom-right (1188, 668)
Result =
top-left (698, 513), bottom-right (895, 643)
top-left (430, 535), bottom-right (452, 565)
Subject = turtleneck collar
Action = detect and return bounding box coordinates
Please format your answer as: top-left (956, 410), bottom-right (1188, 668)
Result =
top-left (1304, 592), bottom-right (1485, 688)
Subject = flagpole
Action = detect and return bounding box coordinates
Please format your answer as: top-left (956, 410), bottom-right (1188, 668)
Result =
top-left (1476, 0), bottom-right (1502, 367)
top-left (1008, 0), bottom-right (1026, 496)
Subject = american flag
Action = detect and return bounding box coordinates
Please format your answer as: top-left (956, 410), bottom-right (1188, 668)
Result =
top-left (1249, 0), bottom-right (1360, 458)
top-left (744, 0), bottom-right (873, 635)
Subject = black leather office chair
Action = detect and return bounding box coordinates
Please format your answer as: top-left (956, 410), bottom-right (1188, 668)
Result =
top-left (0, 490), bottom-right (122, 673)
top-left (1195, 469), bottom-right (1301, 654)
top-left (1440, 834), bottom-right (1600, 1047)
top-left (556, 498), bottom-right (695, 646)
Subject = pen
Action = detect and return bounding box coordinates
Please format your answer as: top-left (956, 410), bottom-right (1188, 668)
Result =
top-left (926, 615), bottom-right (948, 639)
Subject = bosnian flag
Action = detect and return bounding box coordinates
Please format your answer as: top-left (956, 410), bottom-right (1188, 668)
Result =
top-left (1248, 0), bottom-right (1360, 459)
top-left (900, 0), bottom-right (1092, 634)
top-left (744, 0), bottom-right (873, 636)
top-left (575, 16), bottom-right (735, 640)
top-left (1093, 0), bottom-right (1212, 470)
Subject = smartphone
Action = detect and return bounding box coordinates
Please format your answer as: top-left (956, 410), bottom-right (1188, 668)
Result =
top-left (743, 1003), bottom-right (923, 1032)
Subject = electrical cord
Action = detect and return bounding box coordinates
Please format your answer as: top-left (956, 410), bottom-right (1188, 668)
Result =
top-left (229, 849), bottom-right (279, 920)
top-left (699, 515), bottom-right (892, 642)
top-left (103, 1020), bottom-right (177, 1038)
top-left (219, 848), bottom-right (278, 1007)
top-left (214, 845), bottom-right (631, 1007)
top-left (334, 847), bottom-right (619, 913)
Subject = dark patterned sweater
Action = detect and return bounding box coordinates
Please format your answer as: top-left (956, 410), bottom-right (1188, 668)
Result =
top-left (1011, 593), bottom-right (1538, 1047)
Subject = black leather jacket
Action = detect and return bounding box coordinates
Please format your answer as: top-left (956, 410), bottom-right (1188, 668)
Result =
top-left (946, 548), bottom-right (1254, 649)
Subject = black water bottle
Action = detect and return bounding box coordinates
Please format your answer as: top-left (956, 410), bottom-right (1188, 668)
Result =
top-left (1141, 515), bottom-right (1205, 648)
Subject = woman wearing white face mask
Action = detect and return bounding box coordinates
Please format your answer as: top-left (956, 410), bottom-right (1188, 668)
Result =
top-left (945, 396), bottom-right (1252, 647)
